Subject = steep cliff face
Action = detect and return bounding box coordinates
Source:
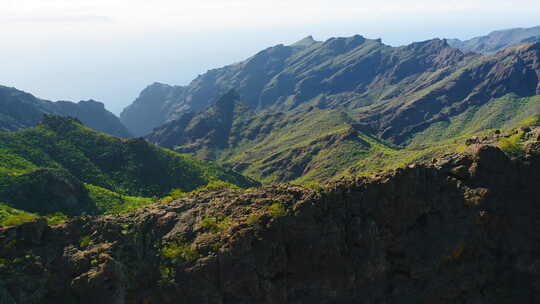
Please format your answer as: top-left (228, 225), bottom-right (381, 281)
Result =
top-left (2, 142), bottom-right (540, 303)
top-left (120, 83), bottom-right (186, 136)
top-left (0, 85), bottom-right (131, 138)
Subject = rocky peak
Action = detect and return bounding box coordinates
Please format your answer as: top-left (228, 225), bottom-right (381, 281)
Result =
top-left (401, 38), bottom-right (455, 55)
top-left (120, 83), bottom-right (186, 136)
top-left (77, 99), bottom-right (106, 110)
top-left (243, 44), bottom-right (293, 73)
top-left (291, 35), bottom-right (318, 47)
top-left (323, 34), bottom-right (366, 53)
top-left (138, 82), bottom-right (181, 101)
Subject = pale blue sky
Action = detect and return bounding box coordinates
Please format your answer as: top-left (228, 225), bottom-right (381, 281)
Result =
top-left (1, 0), bottom-right (539, 114)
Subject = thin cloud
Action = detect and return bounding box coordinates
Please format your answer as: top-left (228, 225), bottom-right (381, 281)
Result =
top-left (3, 0), bottom-right (540, 31)
top-left (0, 14), bottom-right (113, 24)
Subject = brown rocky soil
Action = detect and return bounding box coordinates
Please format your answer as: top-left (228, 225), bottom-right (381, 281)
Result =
top-left (2, 143), bottom-right (540, 303)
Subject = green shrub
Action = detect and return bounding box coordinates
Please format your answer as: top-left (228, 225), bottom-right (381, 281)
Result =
top-left (455, 144), bottom-right (468, 153)
top-left (44, 212), bottom-right (69, 225)
top-left (86, 184), bottom-right (152, 214)
top-left (0, 204), bottom-right (38, 227)
top-left (169, 188), bottom-right (188, 199)
top-left (0, 258), bottom-right (7, 269)
top-left (79, 235), bottom-right (91, 248)
top-left (268, 203), bottom-right (287, 218)
top-left (498, 131), bottom-right (524, 156)
top-left (520, 117), bottom-right (539, 127)
top-left (304, 181), bottom-right (322, 192)
top-left (160, 241), bottom-right (199, 264)
top-left (159, 265), bottom-right (176, 285)
top-left (198, 180), bottom-right (240, 192)
top-left (157, 196), bottom-right (174, 205)
top-left (246, 213), bottom-right (263, 225)
top-left (211, 241), bottom-right (226, 252)
top-left (4, 240), bottom-right (16, 249)
top-left (200, 216), bottom-right (232, 233)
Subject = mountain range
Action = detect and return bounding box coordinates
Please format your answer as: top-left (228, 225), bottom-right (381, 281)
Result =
top-left (137, 32), bottom-right (540, 184)
top-left (2, 26), bottom-right (540, 187)
top-left (120, 26), bottom-right (540, 139)
top-left (2, 24), bottom-right (540, 304)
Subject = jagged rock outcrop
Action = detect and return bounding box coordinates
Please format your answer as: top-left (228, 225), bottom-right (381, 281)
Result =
top-left (2, 144), bottom-right (540, 303)
top-left (0, 85), bottom-right (131, 138)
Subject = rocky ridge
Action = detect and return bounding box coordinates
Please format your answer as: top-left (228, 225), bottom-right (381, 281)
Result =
top-left (2, 134), bottom-right (540, 303)
top-left (448, 25), bottom-right (540, 54)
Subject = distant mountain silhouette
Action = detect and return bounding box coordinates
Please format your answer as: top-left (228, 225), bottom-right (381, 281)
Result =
top-left (0, 85), bottom-right (132, 138)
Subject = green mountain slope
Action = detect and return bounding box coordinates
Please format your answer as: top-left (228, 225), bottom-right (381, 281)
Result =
top-left (147, 91), bottom-right (396, 184)
top-left (344, 93), bottom-right (540, 176)
top-left (148, 89), bottom-right (540, 185)
top-left (0, 85), bottom-right (132, 138)
top-left (406, 94), bottom-right (540, 146)
top-left (362, 42), bottom-right (540, 144)
top-left (0, 115), bottom-right (257, 217)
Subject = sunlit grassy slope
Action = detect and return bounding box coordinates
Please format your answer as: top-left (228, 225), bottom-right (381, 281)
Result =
top-left (340, 94), bottom-right (540, 178)
top-left (0, 115), bottom-right (257, 219)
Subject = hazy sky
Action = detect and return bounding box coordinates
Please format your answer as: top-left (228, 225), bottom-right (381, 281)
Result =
top-left (1, 0), bottom-right (539, 114)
